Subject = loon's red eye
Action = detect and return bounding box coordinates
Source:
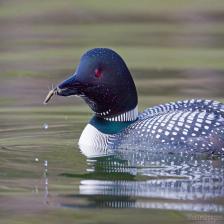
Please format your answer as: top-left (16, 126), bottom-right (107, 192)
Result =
top-left (95, 68), bottom-right (102, 78)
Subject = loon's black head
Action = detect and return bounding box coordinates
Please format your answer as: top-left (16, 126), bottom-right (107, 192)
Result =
top-left (46, 48), bottom-right (137, 118)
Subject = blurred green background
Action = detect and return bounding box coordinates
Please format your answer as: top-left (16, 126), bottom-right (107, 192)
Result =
top-left (0, 1), bottom-right (224, 223)
top-left (0, 0), bottom-right (224, 108)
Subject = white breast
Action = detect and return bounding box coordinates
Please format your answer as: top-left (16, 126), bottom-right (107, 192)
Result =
top-left (78, 124), bottom-right (113, 157)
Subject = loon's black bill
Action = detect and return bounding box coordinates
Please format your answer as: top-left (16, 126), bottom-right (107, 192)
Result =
top-left (44, 74), bottom-right (83, 104)
top-left (56, 74), bottom-right (83, 97)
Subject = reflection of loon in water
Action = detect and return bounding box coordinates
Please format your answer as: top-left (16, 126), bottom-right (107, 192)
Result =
top-left (44, 48), bottom-right (224, 155)
top-left (62, 151), bottom-right (224, 212)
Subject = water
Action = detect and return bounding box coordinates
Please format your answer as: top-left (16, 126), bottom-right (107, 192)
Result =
top-left (0, 106), bottom-right (223, 223)
top-left (1, 0), bottom-right (224, 223)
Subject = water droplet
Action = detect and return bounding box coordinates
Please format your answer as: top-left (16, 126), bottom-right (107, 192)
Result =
top-left (44, 160), bottom-right (48, 174)
top-left (42, 123), bottom-right (48, 130)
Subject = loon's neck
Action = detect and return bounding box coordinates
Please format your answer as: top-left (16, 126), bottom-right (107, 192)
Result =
top-left (90, 106), bottom-right (138, 133)
top-left (78, 106), bottom-right (138, 157)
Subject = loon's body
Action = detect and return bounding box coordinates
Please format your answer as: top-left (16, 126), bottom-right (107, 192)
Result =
top-left (44, 48), bottom-right (224, 157)
top-left (79, 99), bottom-right (224, 156)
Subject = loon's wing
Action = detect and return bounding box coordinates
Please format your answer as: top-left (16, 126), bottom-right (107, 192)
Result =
top-left (111, 99), bottom-right (224, 154)
top-left (139, 99), bottom-right (224, 120)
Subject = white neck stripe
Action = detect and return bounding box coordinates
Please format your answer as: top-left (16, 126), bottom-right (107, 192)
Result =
top-left (104, 106), bottom-right (138, 122)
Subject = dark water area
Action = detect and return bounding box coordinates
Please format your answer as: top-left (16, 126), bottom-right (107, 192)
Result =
top-left (0, 0), bottom-right (224, 223)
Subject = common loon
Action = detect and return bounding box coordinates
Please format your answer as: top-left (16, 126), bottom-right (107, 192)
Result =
top-left (44, 48), bottom-right (224, 156)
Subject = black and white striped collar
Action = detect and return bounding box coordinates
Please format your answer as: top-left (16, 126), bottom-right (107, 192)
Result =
top-left (103, 106), bottom-right (138, 122)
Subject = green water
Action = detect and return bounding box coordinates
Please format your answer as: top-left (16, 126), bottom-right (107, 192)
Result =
top-left (0, 0), bottom-right (224, 223)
